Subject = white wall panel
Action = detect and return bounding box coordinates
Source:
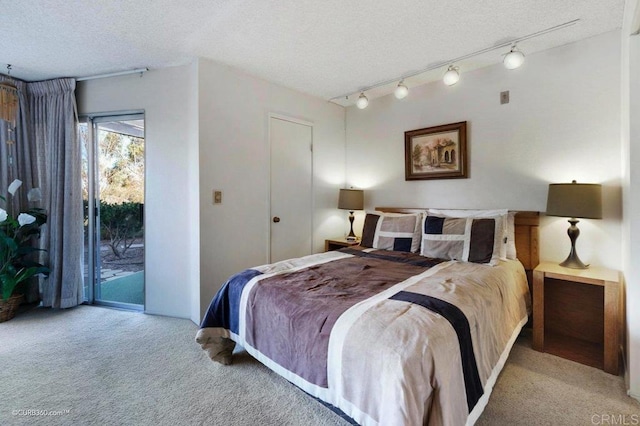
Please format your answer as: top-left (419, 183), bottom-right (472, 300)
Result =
top-left (625, 33), bottom-right (640, 400)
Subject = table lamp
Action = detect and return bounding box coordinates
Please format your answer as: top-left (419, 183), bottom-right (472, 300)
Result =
top-left (546, 180), bottom-right (602, 269)
top-left (338, 188), bottom-right (364, 241)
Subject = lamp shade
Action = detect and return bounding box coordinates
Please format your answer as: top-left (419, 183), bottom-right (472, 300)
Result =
top-left (0, 82), bottom-right (19, 126)
top-left (546, 180), bottom-right (602, 219)
top-left (338, 189), bottom-right (364, 211)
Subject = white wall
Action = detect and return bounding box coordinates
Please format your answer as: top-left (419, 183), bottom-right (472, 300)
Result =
top-left (76, 64), bottom-right (200, 320)
top-left (346, 31), bottom-right (623, 271)
top-left (625, 33), bottom-right (640, 400)
top-left (197, 58), bottom-right (345, 317)
top-left (620, 0), bottom-right (638, 399)
top-left (187, 63), bottom-right (201, 324)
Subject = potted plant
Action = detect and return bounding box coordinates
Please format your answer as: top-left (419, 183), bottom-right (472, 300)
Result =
top-left (0, 179), bottom-right (49, 322)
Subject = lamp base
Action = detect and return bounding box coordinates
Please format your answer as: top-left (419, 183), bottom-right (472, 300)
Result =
top-left (346, 211), bottom-right (357, 241)
top-left (559, 218), bottom-right (589, 269)
top-left (559, 253), bottom-right (589, 269)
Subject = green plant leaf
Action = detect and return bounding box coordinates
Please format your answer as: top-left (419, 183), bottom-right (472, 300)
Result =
top-left (0, 274), bottom-right (18, 300)
top-left (2, 236), bottom-right (18, 252)
top-left (0, 190), bottom-right (49, 300)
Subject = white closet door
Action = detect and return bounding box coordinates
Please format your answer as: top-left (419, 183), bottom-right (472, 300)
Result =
top-left (269, 116), bottom-right (313, 263)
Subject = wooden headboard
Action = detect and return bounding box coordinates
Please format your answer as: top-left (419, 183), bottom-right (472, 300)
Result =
top-left (375, 208), bottom-right (540, 286)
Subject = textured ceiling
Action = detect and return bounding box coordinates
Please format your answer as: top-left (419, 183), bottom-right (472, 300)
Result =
top-left (0, 0), bottom-right (626, 105)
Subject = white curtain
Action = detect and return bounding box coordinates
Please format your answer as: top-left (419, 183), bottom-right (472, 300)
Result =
top-left (27, 78), bottom-right (83, 308)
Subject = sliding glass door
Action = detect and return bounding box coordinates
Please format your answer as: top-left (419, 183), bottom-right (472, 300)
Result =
top-left (80, 113), bottom-right (145, 310)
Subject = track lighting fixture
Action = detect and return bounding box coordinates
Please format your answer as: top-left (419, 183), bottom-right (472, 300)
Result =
top-left (356, 92), bottom-right (369, 109)
top-left (442, 65), bottom-right (460, 86)
top-left (329, 19), bottom-right (578, 108)
top-left (394, 80), bottom-right (409, 99)
top-left (503, 45), bottom-right (525, 69)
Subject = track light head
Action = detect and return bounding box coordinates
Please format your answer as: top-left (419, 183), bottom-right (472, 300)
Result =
top-left (504, 45), bottom-right (525, 69)
top-left (443, 65), bottom-right (460, 86)
top-left (356, 92), bottom-right (369, 109)
top-left (394, 80), bottom-right (409, 99)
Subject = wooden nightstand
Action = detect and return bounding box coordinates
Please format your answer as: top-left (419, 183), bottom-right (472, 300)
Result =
top-left (324, 238), bottom-right (359, 252)
top-left (532, 261), bottom-right (621, 374)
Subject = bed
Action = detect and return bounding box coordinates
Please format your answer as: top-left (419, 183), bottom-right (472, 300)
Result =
top-left (196, 208), bottom-right (540, 426)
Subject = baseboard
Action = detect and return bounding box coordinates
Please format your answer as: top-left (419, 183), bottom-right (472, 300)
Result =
top-left (628, 390), bottom-right (640, 402)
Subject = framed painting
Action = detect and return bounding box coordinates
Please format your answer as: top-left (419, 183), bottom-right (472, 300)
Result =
top-left (405, 121), bottom-right (468, 180)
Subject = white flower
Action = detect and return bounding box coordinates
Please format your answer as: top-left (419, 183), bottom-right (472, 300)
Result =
top-left (27, 188), bottom-right (42, 202)
top-left (17, 213), bottom-right (36, 227)
top-left (8, 179), bottom-right (22, 196)
top-left (0, 208), bottom-right (7, 223)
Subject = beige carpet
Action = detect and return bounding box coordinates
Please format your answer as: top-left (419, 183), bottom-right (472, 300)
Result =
top-left (0, 306), bottom-right (637, 425)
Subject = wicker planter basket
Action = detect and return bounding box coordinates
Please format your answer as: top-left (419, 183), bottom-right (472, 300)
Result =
top-left (0, 294), bottom-right (24, 323)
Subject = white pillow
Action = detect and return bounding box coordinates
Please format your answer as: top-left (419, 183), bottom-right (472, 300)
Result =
top-left (427, 209), bottom-right (509, 260)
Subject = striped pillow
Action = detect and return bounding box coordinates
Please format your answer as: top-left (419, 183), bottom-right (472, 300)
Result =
top-left (421, 214), bottom-right (500, 264)
top-left (426, 208), bottom-right (509, 260)
top-left (360, 212), bottom-right (422, 253)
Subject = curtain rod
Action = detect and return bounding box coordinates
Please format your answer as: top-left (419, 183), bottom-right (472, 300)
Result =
top-left (328, 19), bottom-right (580, 102)
top-left (76, 68), bottom-right (148, 82)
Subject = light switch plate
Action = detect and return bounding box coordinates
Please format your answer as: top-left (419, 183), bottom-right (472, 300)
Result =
top-left (500, 91), bottom-right (510, 104)
top-left (213, 190), bottom-right (222, 204)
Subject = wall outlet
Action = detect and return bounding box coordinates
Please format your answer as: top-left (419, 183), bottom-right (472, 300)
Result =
top-left (213, 190), bottom-right (222, 204)
top-left (500, 91), bottom-right (510, 104)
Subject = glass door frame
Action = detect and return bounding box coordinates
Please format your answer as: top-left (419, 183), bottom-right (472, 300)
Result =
top-left (81, 111), bottom-right (145, 311)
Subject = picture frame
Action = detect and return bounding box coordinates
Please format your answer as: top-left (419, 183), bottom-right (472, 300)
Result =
top-left (405, 121), bottom-right (468, 180)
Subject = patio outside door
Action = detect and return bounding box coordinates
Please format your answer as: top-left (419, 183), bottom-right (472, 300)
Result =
top-left (80, 113), bottom-right (145, 310)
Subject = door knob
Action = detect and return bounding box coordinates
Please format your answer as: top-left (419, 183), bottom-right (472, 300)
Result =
top-left (273, 216), bottom-right (281, 223)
